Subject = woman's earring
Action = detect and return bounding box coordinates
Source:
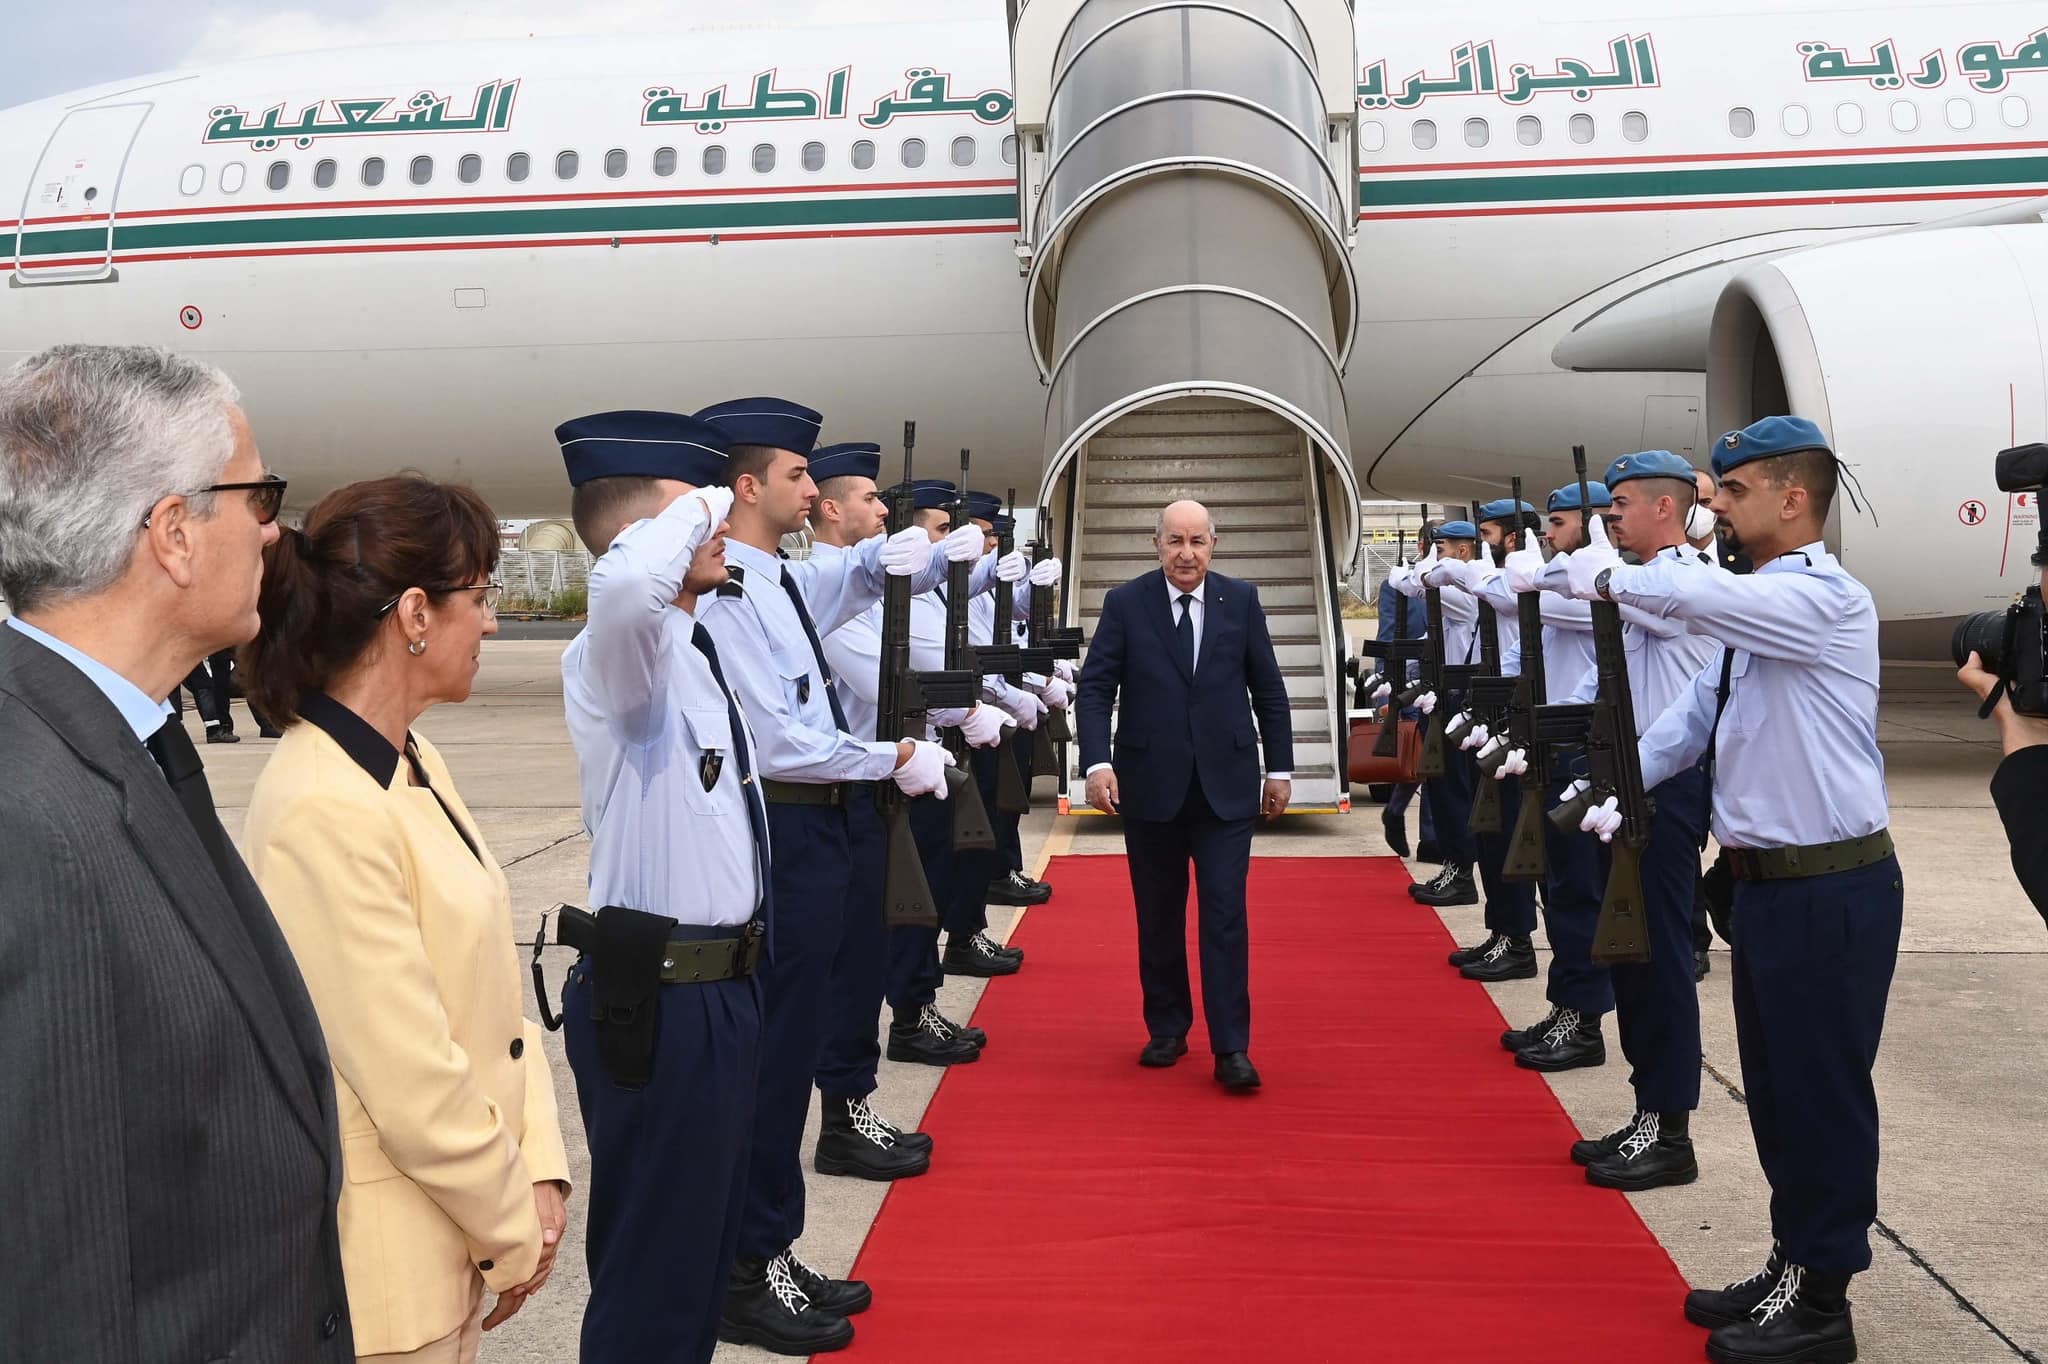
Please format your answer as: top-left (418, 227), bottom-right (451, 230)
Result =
top-left (408, 638), bottom-right (427, 656)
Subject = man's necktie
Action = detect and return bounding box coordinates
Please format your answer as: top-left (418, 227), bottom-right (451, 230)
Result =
top-left (146, 716), bottom-right (243, 892)
top-left (775, 570), bottom-right (853, 733)
top-left (695, 623), bottom-right (774, 951)
top-left (1177, 593), bottom-right (1196, 674)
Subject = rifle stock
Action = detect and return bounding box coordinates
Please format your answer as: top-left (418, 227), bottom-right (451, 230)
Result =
top-left (940, 454), bottom-right (1018, 831)
top-left (1416, 519), bottom-right (1450, 778)
top-left (875, 423), bottom-right (945, 927)
top-left (1468, 501), bottom-right (1506, 835)
top-left (1501, 474), bottom-right (1550, 882)
top-left (1026, 503), bottom-right (1082, 785)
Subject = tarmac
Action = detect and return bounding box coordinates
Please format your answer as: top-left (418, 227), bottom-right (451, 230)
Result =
top-left (191, 644), bottom-right (2043, 1364)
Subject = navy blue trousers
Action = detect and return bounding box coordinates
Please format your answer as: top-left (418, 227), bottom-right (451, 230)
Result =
top-left (1540, 773), bottom-right (1615, 1016)
top-left (1476, 769), bottom-right (1540, 938)
top-left (815, 790), bottom-right (885, 1101)
top-left (1732, 855), bottom-right (1903, 1273)
top-left (887, 792), bottom-right (953, 1012)
top-left (739, 800), bottom-right (850, 1259)
top-left (1000, 727), bottom-right (1032, 874)
top-left (1609, 768), bottom-right (1709, 1113)
top-left (1424, 734), bottom-right (1477, 868)
top-left (564, 965), bottom-right (761, 1364)
top-left (946, 745), bottom-right (1002, 939)
top-left (1120, 776), bottom-right (1254, 1054)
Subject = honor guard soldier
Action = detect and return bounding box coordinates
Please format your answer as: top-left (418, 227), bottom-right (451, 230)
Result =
top-left (983, 504), bottom-right (1069, 910)
top-left (1553, 451), bottom-right (1722, 1190)
top-left (1393, 522), bottom-right (1479, 909)
top-left (1491, 481), bottom-right (1617, 1071)
top-left (1567, 417), bottom-right (1900, 1363)
top-left (553, 410), bottom-right (764, 1364)
top-left (693, 398), bottom-right (976, 1355)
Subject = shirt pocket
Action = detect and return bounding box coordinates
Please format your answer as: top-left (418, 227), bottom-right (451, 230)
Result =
top-left (678, 704), bottom-right (741, 816)
top-left (1724, 650), bottom-right (1766, 740)
top-left (771, 646), bottom-right (817, 717)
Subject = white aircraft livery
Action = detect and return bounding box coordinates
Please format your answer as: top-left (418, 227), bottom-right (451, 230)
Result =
top-left (4, 0), bottom-right (2046, 801)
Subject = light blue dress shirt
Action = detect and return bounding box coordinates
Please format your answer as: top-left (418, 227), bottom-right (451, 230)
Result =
top-left (1620, 542), bottom-right (1890, 850)
top-left (1395, 567), bottom-right (1477, 668)
top-left (1560, 545), bottom-right (1723, 728)
top-left (5, 616), bottom-right (172, 744)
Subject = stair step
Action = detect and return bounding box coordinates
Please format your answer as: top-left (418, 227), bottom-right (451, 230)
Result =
top-left (1086, 485), bottom-right (1305, 507)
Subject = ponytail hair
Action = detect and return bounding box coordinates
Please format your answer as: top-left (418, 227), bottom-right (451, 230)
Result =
top-left (240, 475), bottom-right (498, 726)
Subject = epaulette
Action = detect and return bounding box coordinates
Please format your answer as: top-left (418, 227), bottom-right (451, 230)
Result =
top-left (716, 563), bottom-right (746, 599)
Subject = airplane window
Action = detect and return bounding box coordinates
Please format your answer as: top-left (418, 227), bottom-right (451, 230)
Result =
top-left (314, 159), bottom-right (337, 189)
top-left (557, 150), bottom-right (579, 179)
top-left (2003, 96), bottom-right (2030, 128)
top-left (507, 152), bottom-right (530, 182)
top-left (703, 145), bottom-right (726, 174)
top-left (179, 165), bottom-right (204, 195)
top-left (654, 147), bottom-right (678, 176)
top-left (752, 143), bottom-right (776, 173)
top-left (410, 156), bottom-right (433, 186)
top-left (1516, 116), bottom-right (1541, 146)
top-left (852, 139), bottom-right (876, 170)
top-left (1411, 119), bottom-right (1436, 150)
top-left (1621, 111), bottom-right (1648, 142)
top-left (360, 157), bottom-right (384, 187)
top-left (951, 135), bottom-right (977, 166)
top-left (1360, 120), bottom-right (1386, 152)
top-left (1568, 114), bottom-right (1594, 144)
top-left (803, 141), bottom-right (826, 172)
top-left (1002, 133), bottom-right (1018, 164)
top-left (458, 154), bottom-right (481, 184)
top-left (605, 149), bottom-right (627, 178)
top-left (221, 163), bottom-right (246, 193)
top-left (1836, 102), bottom-right (1864, 134)
top-left (1464, 117), bottom-right (1489, 149)
top-left (1890, 101), bottom-right (1919, 133)
top-left (1783, 104), bottom-right (1810, 136)
top-left (901, 137), bottom-right (927, 167)
top-left (1946, 99), bottom-right (1975, 130)
top-left (267, 161), bottom-right (290, 191)
top-left (1729, 107), bottom-right (1756, 138)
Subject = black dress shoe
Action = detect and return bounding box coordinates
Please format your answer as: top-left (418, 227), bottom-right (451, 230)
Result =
top-left (1382, 812), bottom-right (1411, 858)
top-left (1705, 1267), bottom-right (1857, 1364)
top-left (814, 1096), bottom-right (932, 1181)
top-left (1139, 1036), bottom-right (1189, 1067)
top-left (1514, 1009), bottom-right (1606, 1071)
top-left (1415, 838), bottom-right (1443, 865)
top-left (943, 932), bottom-right (1021, 977)
top-left (971, 929), bottom-right (1023, 964)
top-left (206, 729), bottom-right (241, 744)
top-left (1213, 1051), bottom-right (1261, 1091)
top-left (1459, 935), bottom-right (1537, 981)
top-left (986, 869), bottom-right (1053, 906)
top-left (886, 1006), bottom-right (981, 1066)
top-left (1584, 1112), bottom-right (1698, 1191)
top-left (1410, 863), bottom-right (1478, 906)
top-left (1571, 1110), bottom-right (1650, 1167)
top-left (784, 1249), bottom-right (873, 1317)
top-left (1695, 949), bottom-right (1712, 983)
top-left (719, 1254), bottom-right (855, 1354)
top-left (1686, 1246), bottom-right (1785, 1329)
top-left (1450, 931), bottom-right (1504, 968)
top-left (1500, 1005), bottom-right (1562, 1052)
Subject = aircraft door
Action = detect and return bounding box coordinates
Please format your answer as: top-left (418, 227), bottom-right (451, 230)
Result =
top-left (13, 102), bottom-right (150, 284)
top-left (1641, 394), bottom-right (1702, 462)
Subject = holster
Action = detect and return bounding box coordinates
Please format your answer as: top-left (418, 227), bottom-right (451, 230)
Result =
top-left (580, 904), bottom-right (677, 1089)
top-left (1699, 849), bottom-right (1735, 947)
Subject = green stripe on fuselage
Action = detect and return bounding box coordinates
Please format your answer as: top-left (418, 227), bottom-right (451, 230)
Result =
top-left (1358, 153), bottom-right (2048, 209)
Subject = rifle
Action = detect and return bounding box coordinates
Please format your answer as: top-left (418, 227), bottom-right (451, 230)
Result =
top-left (1492, 475), bottom-right (1550, 881)
top-left (1412, 506), bottom-right (1453, 778)
top-left (876, 423), bottom-right (989, 925)
top-left (1367, 525), bottom-right (1426, 759)
top-left (990, 486), bottom-right (1063, 802)
top-left (944, 452), bottom-right (1035, 816)
top-left (1026, 502), bottom-right (1083, 789)
top-left (1463, 499), bottom-right (1513, 836)
top-left (1531, 446), bottom-right (1653, 964)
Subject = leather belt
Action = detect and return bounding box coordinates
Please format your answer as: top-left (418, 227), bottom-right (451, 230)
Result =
top-left (557, 909), bottom-right (763, 982)
top-left (762, 779), bottom-right (847, 807)
top-left (1724, 830), bottom-right (1895, 882)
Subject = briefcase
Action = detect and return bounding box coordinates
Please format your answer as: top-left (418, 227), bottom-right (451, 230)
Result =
top-left (1348, 714), bottom-right (1421, 786)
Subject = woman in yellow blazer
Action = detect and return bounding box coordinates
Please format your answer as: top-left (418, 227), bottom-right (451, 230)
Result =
top-left (242, 476), bottom-right (570, 1363)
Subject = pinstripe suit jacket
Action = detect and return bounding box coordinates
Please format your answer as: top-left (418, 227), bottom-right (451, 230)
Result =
top-left (0, 627), bottom-right (353, 1363)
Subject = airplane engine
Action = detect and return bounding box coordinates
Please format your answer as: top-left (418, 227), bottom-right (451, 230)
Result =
top-left (1706, 224), bottom-right (2048, 656)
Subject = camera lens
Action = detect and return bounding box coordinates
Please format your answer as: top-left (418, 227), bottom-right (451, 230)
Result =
top-left (1951, 609), bottom-right (2010, 670)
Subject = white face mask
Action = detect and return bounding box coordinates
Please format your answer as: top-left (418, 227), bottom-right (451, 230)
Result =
top-left (1686, 503), bottom-right (1718, 542)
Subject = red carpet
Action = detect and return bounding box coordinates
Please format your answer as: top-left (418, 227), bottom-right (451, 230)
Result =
top-left (846, 855), bottom-right (1702, 1362)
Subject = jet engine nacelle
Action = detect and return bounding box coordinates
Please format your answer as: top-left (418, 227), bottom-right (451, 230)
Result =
top-left (1707, 224), bottom-right (2048, 656)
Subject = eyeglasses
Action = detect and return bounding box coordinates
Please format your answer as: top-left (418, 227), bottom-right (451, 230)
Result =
top-left (374, 583), bottom-right (502, 618)
top-left (141, 474), bottom-right (289, 528)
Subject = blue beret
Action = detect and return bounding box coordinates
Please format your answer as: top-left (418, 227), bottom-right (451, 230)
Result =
top-left (1604, 449), bottom-right (1697, 486)
top-left (964, 490), bottom-right (1003, 523)
top-left (1713, 415), bottom-right (1832, 477)
top-left (1478, 497), bottom-right (1538, 522)
top-left (1547, 481), bottom-right (1614, 513)
top-left (1433, 520), bottom-right (1478, 541)
top-left (808, 442), bottom-right (881, 484)
top-left (882, 478), bottom-right (956, 511)
top-left (555, 410), bottom-right (729, 488)
top-left (991, 513), bottom-right (1015, 535)
top-left (691, 396), bottom-right (823, 456)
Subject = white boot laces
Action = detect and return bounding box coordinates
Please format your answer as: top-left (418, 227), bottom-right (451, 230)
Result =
top-left (1754, 1264), bottom-right (1804, 1324)
top-left (767, 1251), bottom-right (813, 1314)
top-left (846, 1096), bottom-right (896, 1148)
top-left (1618, 1111), bottom-right (1662, 1161)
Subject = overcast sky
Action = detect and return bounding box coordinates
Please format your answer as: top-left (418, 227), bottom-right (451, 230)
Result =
top-left (1, 0), bottom-right (979, 111)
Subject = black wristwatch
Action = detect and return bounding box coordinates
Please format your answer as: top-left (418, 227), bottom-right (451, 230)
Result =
top-left (1595, 567), bottom-right (1616, 600)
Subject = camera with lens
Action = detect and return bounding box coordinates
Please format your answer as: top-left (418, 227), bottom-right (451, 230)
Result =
top-left (1951, 443), bottom-right (2048, 717)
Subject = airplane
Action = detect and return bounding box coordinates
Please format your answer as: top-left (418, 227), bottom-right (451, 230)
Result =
top-left (4, 0), bottom-right (2044, 803)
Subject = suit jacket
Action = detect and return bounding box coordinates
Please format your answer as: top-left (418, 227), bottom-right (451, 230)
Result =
top-left (0, 628), bottom-right (352, 1362)
top-left (245, 715), bottom-right (571, 1356)
top-left (1077, 568), bottom-right (1294, 822)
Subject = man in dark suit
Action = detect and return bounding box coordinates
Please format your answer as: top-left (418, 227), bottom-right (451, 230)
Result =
top-left (1077, 499), bottom-right (1293, 1091)
top-left (0, 345), bottom-right (352, 1360)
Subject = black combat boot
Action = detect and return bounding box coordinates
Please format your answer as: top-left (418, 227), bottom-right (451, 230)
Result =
top-left (783, 1248), bottom-right (874, 1317)
top-left (886, 1005), bottom-right (982, 1066)
top-left (814, 1095), bottom-right (932, 1181)
top-left (1685, 1244), bottom-right (1785, 1328)
top-left (1460, 935), bottom-right (1538, 981)
top-left (986, 869), bottom-right (1052, 906)
top-left (1500, 1005), bottom-right (1562, 1052)
top-left (1448, 931), bottom-right (1503, 968)
top-left (1571, 1110), bottom-right (1651, 1167)
top-left (1585, 1109), bottom-right (1698, 1190)
top-left (719, 1253), bottom-right (856, 1354)
top-left (970, 929), bottom-right (1024, 964)
top-left (1705, 1264), bottom-right (1857, 1364)
top-left (942, 930), bottom-right (1021, 977)
top-left (1513, 1008), bottom-right (1606, 1071)
top-left (1410, 862), bottom-right (1479, 906)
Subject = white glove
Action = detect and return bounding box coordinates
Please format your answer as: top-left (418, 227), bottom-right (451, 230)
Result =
top-left (686, 485), bottom-right (735, 533)
top-left (1423, 557), bottom-right (1473, 590)
top-left (1003, 692), bottom-right (1048, 731)
top-left (1053, 658), bottom-right (1075, 683)
top-left (1503, 543), bottom-right (1548, 594)
top-left (1560, 777), bottom-right (1592, 804)
top-left (1564, 513), bottom-right (1623, 600)
top-left (958, 704), bottom-right (1008, 748)
top-left (892, 739), bottom-right (955, 797)
top-left (1371, 681), bottom-right (1393, 706)
top-left (995, 550), bottom-right (1028, 583)
top-left (1037, 676), bottom-right (1073, 709)
top-left (879, 524), bottom-right (933, 577)
top-left (1386, 564), bottom-right (1413, 593)
top-left (1416, 690), bottom-right (1438, 716)
top-left (1494, 747), bottom-right (1528, 779)
top-left (1029, 556), bottom-right (1063, 587)
top-left (939, 524), bottom-right (984, 563)
top-left (1580, 795), bottom-right (1623, 843)
top-left (1460, 721), bottom-right (1491, 753)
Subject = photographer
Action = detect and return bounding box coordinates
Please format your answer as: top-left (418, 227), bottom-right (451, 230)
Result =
top-left (1959, 647), bottom-right (2048, 927)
